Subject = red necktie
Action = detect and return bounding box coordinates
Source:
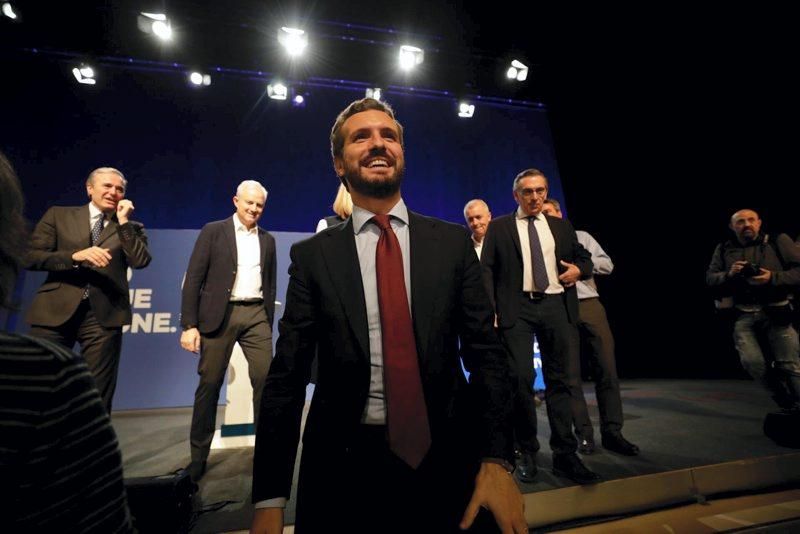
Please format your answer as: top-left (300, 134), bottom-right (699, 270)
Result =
top-left (373, 214), bottom-right (431, 468)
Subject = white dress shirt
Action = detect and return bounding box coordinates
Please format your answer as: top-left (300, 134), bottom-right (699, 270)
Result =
top-left (472, 235), bottom-right (484, 259)
top-left (514, 207), bottom-right (563, 294)
top-left (88, 202), bottom-right (109, 232)
top-left (230, 214), bottom-right (263, 301)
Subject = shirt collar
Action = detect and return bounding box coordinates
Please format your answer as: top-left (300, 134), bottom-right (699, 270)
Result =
top-left (88, 202), bottom-right (105, 220)
top-left (232, 213), bottom-right (258, 234)
top-left (516, 206), bottom-right (543, 221)
top-left (352, 198), bottom-right (409, 234)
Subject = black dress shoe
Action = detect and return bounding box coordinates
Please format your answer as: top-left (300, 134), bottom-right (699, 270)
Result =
top-left (601, 432), bottom-right (640, 456)
top-left (577, 437), bottom-right (596, 455)
top-left (514, 451), bottom-right (538, 483)
top-left (552, 453), bottom-right (601, 484)
top-left (187, 460), bottom-right (207, 482)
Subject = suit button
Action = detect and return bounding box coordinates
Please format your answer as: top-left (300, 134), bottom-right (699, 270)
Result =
top-left (226, 289), bottom-right (231, 293)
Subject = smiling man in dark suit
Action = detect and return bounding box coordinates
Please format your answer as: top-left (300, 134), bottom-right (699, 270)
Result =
top-left (26, 167), bottom-right (152, 414)
top-left (481, 169), bottom-right (600, 485)
top-left (250, 98), bottom-right (526, 534)
top-left (180, 180), bottom-right (276, 482)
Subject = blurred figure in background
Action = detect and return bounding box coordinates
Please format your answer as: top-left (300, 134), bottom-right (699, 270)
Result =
top-left (0, 152), bottom-right (132, 532)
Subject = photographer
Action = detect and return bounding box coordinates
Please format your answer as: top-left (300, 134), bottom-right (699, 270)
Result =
top-left (706, 209), bottom-right (800, 411)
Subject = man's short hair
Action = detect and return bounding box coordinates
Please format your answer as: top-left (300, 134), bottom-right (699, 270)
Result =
top-left (236, 180), bottom-right (268, 199)
top-left (330, 98), bottom-right (404, 159)
top-left (86, 167), bottom-right (127, 189)
top-left (463, 199), bottom-right (490, 217)
top-left (0, 152), bottom-right (28, 309)
top-left (512, 168), bottom-right (547, 191)
top-left (543, 198), bottom-right (561, 212)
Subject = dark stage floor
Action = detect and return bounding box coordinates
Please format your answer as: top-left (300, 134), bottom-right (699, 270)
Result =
top-left (112, 379), bottom-right (800, 532)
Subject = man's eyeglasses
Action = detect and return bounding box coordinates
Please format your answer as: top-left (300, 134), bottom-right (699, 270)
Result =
top-left (517, 187), bottom-right (547, 198)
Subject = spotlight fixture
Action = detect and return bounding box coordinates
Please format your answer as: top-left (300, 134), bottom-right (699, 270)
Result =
top-left (137, 12), bottom-right (173, 42)
top-left (458, 102), bottom-right (475, 118)
top-left (365, 87), bottom-right (382, 101)
top-left (267, 82), bottom-right (288, 100)
top-left (278, 27), bottom-right (308, 57)
top-left (506, 59), bottom-right (529, 82)
top-left (1, 2), bottom-right (18, 20)
top-left (189, 72), bottom-right (211, 86)
top-left (292, 94), bottom-right (306, 108)
top-left (72, 64), bottom-right (96, 85)
top-left (398, 45), bottom-right (424, 71)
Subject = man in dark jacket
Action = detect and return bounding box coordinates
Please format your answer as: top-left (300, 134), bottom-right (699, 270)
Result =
top-left (706, 208), bottom-right (800, 410)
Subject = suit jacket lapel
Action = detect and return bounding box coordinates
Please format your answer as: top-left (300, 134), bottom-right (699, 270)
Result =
top-left (409, 212), bottom-right (438, 362)
top-left (94, 212), bottom-right (119, 246)
top-left (547, 216), bottom-right (564, 261)
top-left (320, 218), bottom-right (370, 361)
top-left (224, 219), bottom-right (238, 267)
top-left (72, 205), bottom-right (91, 246)
top-left (506, 212), bottom-right (523, 260)
top-left (258, 227), bottom-right (268, 272)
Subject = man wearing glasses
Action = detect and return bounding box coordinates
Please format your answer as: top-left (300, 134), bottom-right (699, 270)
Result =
top-left (481, 168), bottom-right (600, 484)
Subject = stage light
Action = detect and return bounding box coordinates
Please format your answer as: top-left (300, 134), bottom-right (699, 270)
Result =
top-left (72, 64), bottom-right (96, 85)
top-left (292, 94), bottom-right (306, 108)
top-left (365, 87), bottom-right (382, 101)
top-left (506, 59), bottom-right (529, 82)
top-left (399, 45), bottom-right (424, 71)
top-left (189, 72), bottom-right (211, 86)
top-left (458, 102), bottom-right (475, 118)
top-left (267, 82), bottom-right (288, 100)
top-left (2, 2), bottom-right (18, 20)
top-left (278, 27), bottom-right (307, 57)
top-left (137, 12), bottom-right (172, 42)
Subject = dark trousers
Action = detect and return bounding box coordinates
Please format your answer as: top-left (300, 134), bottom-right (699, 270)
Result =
top-left (501, 293), bottom-right (581, 455)
top-left (29, 299), bottom-right (122, 414)
top-left (295, 425), bottom-right (500, 533)
top-left (190, 302), bottom-right (272, 462)
top-left (572, 298), bottom-right (624, 438)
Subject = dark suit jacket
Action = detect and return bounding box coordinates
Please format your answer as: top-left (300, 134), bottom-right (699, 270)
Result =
top-left (252, 211), bottom-right (513, 503)
top-left (481, 211), bottom-right (592, 328)
top-left (25, 205), bottom-right (152, 328)
top-left (180, 218), bottom-right (277, 334)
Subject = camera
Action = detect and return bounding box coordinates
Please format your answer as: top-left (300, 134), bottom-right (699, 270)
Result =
top-left (740, 262), bottom-right (761, 277)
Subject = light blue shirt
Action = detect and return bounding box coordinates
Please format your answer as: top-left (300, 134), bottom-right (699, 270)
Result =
top-left (255, 198), bottom-right (412, 510)
top-left (576, 230), bottom-right (614, 300)
top-left (351, 198), bottom-right (412, 425)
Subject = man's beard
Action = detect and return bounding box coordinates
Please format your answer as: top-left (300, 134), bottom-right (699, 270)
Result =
top-left (343, 163), bottom-right (404, 199)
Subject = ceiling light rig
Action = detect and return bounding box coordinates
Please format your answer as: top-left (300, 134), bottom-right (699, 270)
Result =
top-left (398, 45), bottom-right (424, 71)
top-left (1, 2), bottom-right (18, 20)
top-left (137, 12), bottom-right (173, 42)
top-left (267, 82), bottom-right (288, 100)
top-left (278, 27), bottom-right (308, 57)
top-left (458, 102), bottom-right (475, 118)
top-left (365, 87), bottom-right (382, 101)
top-left (188, 71), bottom-right (211, 87)
top-left (506, 59), bottom-right (529, 82)
top-left (72, 64), bottom-right (96, 85)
